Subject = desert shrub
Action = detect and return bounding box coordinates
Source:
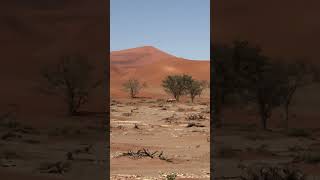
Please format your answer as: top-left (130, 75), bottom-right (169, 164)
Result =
top-left (287, 128), bottom-right (310, 137)
top-left (185, 113), bottom-right (206, 121)
top-left (122, 79), bottom-right (147, 98)
top-left (162, 74), bottom-right (192, 101)
top-left (40, 55), bottom-right (102, 116)
top-left (165, 172), bottom-right (177, 180)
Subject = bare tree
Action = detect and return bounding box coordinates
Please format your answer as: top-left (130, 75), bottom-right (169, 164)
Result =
top-left (122, 79), bottom-right (146, 98)
top-left (233, 41), bottom-right (285, 130)
top-left (41, 55), bottom-right (102, 116)
top-left (279, 61), bottom-right (311, 129)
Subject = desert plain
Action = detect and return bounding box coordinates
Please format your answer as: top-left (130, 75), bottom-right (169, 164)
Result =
top-left (110, 46), bottom-right (210, 180)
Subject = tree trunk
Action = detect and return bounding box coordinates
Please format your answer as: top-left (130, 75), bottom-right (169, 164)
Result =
top-left (175, 95), bottom-right (180, 102)
top-left (262, 115), bottom-right (267, 130)
top-left (67, 95), bottom-right (76, 116)
top-left (259, 103), bottom-right (268, 130)
top-left (130, 88), bottom-right (134, 98)
top-left (68, 102), bottom-right (75, 116)
top-left (285, 103), bottom-right (289, 129)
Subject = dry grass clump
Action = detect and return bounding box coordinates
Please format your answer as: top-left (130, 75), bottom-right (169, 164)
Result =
top-left (185, 113), bottom-right (206, 121)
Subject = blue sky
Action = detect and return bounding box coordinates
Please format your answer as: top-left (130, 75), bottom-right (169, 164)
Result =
top-left (110, 0), bottom-right (210, 60)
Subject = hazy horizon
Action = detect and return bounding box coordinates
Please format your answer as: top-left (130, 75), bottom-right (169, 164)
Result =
top-left (111, 0), bottom-right (210, 60)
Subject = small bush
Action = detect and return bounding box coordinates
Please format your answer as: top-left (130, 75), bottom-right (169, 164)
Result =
top-left (165, 172), bottom-right (177, 180)
top-left (122, 79), bottom-right (147, 98)
top-left (185, 113), bottom-right (206, 121)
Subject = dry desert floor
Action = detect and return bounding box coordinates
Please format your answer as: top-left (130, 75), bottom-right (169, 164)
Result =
top-left (0, 112), bottom-right (107, 180)
top-left (110, 98), bottom-right (210, 180)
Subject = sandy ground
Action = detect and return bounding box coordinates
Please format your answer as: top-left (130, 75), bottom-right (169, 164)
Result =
top-left (215, 126), bottom-right (320, 180)
top-left (215, 102), bottom-right (320, 180)
top-left (0, 113), bottom-right (107, 180)
top-left (110, 97), bottom-right (210, 180)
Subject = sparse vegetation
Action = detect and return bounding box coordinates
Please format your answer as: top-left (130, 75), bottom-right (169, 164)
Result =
top-left (122, 79), bottom-right (147, 98)
top-left (162, 74), bottom-right (192, 101)
top-left (164, 172), bottom-right (177, 180)
top-left (185, 113), bottom-right (206, 121)
top-left (186, 79), bottom-right (208, 102)
top-left (212, 40), bottom-right (316, 130)
top-left (162, 74), bottom-right (207, 102)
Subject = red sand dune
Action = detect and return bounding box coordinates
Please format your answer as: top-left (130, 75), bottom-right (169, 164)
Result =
top-left (110, 46), bottom-right (210, 98)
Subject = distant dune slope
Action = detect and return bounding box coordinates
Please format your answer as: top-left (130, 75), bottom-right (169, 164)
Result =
top-left (110, 46), bottom-right (210, 98)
